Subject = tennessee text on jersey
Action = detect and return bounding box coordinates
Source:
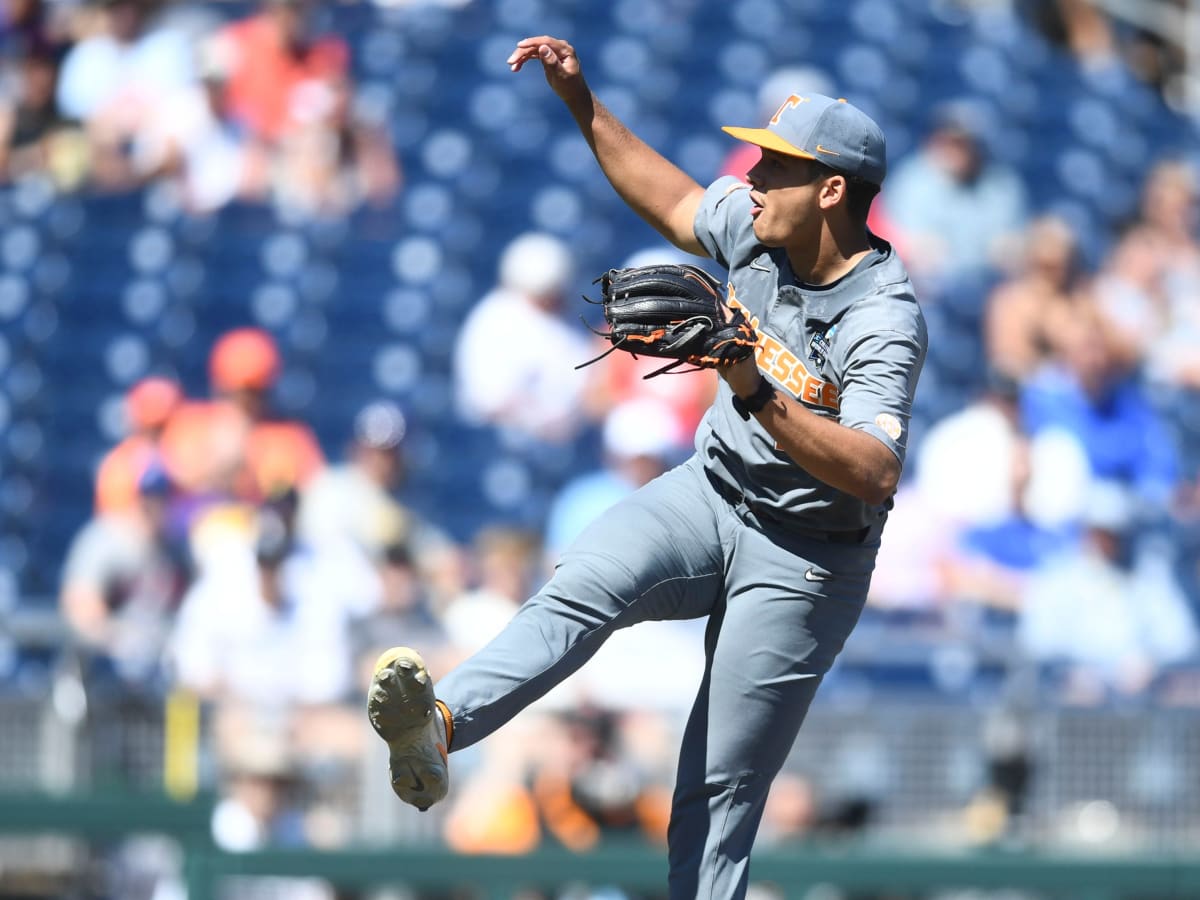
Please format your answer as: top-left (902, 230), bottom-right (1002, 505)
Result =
top-left (728, 287), bottom-right (840, 412)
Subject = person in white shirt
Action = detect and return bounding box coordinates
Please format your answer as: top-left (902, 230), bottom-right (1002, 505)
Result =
top-left (453, 231), bottom-right (593, 443)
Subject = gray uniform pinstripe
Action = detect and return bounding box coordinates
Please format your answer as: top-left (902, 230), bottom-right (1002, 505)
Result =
top-left (435, 175), bottom-right (927, 899)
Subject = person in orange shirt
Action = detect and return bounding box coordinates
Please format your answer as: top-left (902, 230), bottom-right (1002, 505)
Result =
top-left (209, 0), bottom-right (349, 145)
top-left (159, 327), bottom-right (324, 503)
top-left (95, 375), bottom-right (183, 515)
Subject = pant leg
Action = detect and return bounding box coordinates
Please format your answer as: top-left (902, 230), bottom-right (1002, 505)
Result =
top-left (437, 462), bottom-right (726, 750)
top-left (667, 511), bottom-right (875, 900)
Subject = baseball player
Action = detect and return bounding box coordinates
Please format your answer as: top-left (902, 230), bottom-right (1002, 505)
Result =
top-left (368, 35), bottom-right (926, 899)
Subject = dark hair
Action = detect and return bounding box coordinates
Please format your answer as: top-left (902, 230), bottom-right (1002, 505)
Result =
top-left (811, 161), bottom-right (880, 225)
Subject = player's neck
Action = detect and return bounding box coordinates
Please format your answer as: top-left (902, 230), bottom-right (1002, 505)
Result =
top-left (786, 225), bottom-right (873, 286)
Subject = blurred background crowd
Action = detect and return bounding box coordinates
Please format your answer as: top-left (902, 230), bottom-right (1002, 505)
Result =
top-left (2, 0), bottom-right (1200, 897)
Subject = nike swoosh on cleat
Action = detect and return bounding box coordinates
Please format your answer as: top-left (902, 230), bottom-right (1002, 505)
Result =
top-left (408, 764), bottom-right (426, 793)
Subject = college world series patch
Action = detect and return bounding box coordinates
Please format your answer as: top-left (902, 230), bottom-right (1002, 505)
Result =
top-left (875, 413), bottom-right (903, 441)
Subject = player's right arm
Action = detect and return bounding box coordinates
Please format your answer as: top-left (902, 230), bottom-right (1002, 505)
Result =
top-left (508, 36), bottom-right (706, 256)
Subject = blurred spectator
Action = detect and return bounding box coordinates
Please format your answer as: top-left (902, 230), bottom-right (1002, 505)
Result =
top-left (297, 399), bottom-right (462, 601)
top-left (444, 706), bottom-right (671, 855)
top-left (454, 232), bottom-right (593, 443)
top-left (138, 1), bottom-right (396, 218)
top-left (271, 68), bottom-right (401, 218)
top-left (210, 713), bottom-right (337, 897)
top-left (863, 483), bottom-right (957, 613)
top-left (544, 397), bottom-right (687, 564)
top-left (439, 526), bottom-right (540, 659)
top-left (581, 245), bottom-right (718, 436)
top-left (209, 0), bottom-right (349, 145)
top-left (1093, 161), bottom-right (1200, 388)
top-left (56, 0), bottom-right (196, 190)
top-left (1020, 304), bottom-right (1179, 509)
top-left (95, 375), bottom-right (183, 515)
top-left (881, 99), bottom-right (1029, 291)
top-left (1019, 0), bottom-right (1191, 102)
top-left (873, 375), bottom-right (1090, 612)
top-left (0, 40), bottom-right (88, 188)
top-left (1018, 482), bottom-right (1197, 700)
top-left (1135, 158), bottom-right (1199, 270)
top-left (1020, 0), bottom-right (1119, 70)
top-left (167, 493), bottom-right (378, 710)
top-left (159, 327), bottom-right (325, 507)
top-left (297, 399), bottom-right (410, 560)
top-left (59, 462), bottom-right (191, 689)
top-left (528, 708), bottom-right (670, 849)
top-left (211, 713), bottom-right (309, 851)
top-left (1, 0), bottom-right (68, 57)
top-left (1090, 225), bottom-right (1169, 375)
top-left (916, 373), bottom-right (1029, 531)
top-left (132, 36), bottom-right (271, 213)
top-left (352, 541), bottom-right (450, 693)
top-left (985, 215), bottom-right (1087, 381)
top-left (944, 435), bottom-right (1079, 612)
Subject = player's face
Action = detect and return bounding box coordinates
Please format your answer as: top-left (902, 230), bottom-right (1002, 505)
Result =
top-left (745, 151), bottom-right (829, 247)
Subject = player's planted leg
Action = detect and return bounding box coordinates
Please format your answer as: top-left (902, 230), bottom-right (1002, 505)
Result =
top-left (367, 647), bottom-right (450, 811)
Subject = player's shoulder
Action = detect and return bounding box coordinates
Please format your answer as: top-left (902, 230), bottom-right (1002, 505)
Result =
top-left (862, 239), bottom-right (921, 311)
top-left (698, 176), bottom-right (753, 223)
top-left (705, 175), bottom-right (752, 204)
top-left (698, 177), bottom-right (768, 271)
top-left (842, 250), bottom-right (926, 343)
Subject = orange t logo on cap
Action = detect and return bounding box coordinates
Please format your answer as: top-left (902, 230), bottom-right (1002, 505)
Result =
top-left (769, 94), bottom-right (809, 125)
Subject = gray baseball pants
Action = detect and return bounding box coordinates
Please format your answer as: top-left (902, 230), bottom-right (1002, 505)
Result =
top-left (436, 456), bottom-right (879, 899)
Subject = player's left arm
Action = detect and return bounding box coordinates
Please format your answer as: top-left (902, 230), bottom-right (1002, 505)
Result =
top-left (723, 324), bottom-right (925, 505)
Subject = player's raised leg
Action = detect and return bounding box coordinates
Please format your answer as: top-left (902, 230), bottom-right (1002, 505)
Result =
top-left (368, 460), bottom-right (726, 812)
top-left (434, 461), bottom-right (727, 752)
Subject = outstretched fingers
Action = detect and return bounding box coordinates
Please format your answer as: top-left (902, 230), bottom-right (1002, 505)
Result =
top-left (507, 35), bottom-right (576, 73)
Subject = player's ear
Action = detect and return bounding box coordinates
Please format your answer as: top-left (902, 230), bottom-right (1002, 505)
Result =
top-left (817, 173), bottom-right (846, 211)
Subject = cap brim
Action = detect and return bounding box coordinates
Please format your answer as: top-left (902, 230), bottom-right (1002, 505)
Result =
top-left (721, 126), bottom-right (818, 161)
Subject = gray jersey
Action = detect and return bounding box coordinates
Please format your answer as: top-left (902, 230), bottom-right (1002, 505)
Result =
top-left (693, 175), bottom-right (928, 532)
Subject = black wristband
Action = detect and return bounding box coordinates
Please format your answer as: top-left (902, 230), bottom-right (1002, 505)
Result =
top-left (731, 377), bottom-right (776, 420)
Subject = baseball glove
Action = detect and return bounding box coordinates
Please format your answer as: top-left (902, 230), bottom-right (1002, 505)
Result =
top-left (578, 264), bottom-right (759, 378)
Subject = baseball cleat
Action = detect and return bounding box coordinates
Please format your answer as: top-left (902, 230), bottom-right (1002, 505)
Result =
top-left (367, 647), bottom-right (449, 811)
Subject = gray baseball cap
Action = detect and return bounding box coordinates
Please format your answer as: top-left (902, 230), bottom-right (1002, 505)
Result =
top-left (722, 93), bottom-right (887, 186)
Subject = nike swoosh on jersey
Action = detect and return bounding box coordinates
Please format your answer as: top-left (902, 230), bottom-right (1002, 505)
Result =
top-left (749, 259), bottom-right (772, 272)
top-left (803, 568), bottom-right (831, 582)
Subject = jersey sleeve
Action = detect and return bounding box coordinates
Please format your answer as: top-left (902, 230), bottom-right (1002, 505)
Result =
top-left (835, 314), bottom-right (928, 468)
top-left (693, 176), bottom-right (759, 270)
